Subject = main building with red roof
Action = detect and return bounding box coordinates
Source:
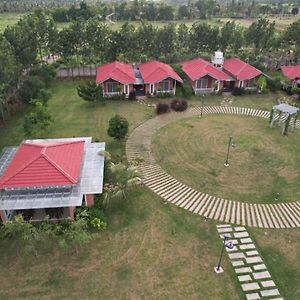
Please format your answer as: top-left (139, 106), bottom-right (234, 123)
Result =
top-left (181, 52), bottom-right (263, 94)
top-left (96, 60), bottom-right (183, 97)
top-left (281, 65), bottom-right (300, 87)
top-left (0, 137), bottom-right (105, 223)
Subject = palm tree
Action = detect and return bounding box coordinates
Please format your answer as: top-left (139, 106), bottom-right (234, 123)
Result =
top-left (103, 162), bottom-right (142, 208)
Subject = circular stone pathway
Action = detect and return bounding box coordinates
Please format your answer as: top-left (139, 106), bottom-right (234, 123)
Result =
top-left (126, 106), bottom-right (300, 228)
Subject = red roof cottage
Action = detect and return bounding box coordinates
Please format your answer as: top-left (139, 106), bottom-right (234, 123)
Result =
top-left (281, 65), bottom-right (300, 87)
top-left (180, 58), bottom-right (231, 94)
top-left (0, 137), bottom-right (105, 223)
top-left (96, 61), bottom-right (136, 97)
top-left (222, 57), bottom-right (262, 90)
top-left (138, 60), bottom-right (183, 96)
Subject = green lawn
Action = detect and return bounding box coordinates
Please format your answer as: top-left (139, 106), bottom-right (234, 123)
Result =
top-left (0, 82), bottom-right (299, 299)
top-left (0, 188), bottom-right (242, 300)
top-left (0, 12), bottom-right (26, 32)
top-left (152, 114), bottom-right (300, 204)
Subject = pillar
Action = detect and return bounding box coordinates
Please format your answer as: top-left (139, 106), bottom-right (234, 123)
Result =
top-left (69, 207), bottom-right (75, 220)
top-left (0, 210), bottom-right (7, 224)
top-left (85, 194), bottom-right (95, 208)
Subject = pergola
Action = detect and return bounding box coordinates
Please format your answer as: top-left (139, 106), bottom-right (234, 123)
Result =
top-left (269, 103), bottom-right (299, 135)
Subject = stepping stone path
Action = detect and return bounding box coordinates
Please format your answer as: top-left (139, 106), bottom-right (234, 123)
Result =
top-left (126, 106), bottom-right (300, 228)
top-left (217, 224), bottom-right (283, 300)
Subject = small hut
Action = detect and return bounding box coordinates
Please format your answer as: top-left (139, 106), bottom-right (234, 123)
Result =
top-left (269, 103), bottom-right (299, 135)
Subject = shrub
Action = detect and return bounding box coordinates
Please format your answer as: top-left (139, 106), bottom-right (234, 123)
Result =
top-left (18, 76), bottom-right (46, 103)
top-left (267, 77), bottom-right (282, 92)
top-left (156, 103), bottom-right (170, 114)
top-left (170, 99), bottom-right (188, 112)
top-left (128, 90), bottom-right (136, 101)
top-left (156, 92), bottom-right (173, 98)
top-left (30, 64), bottom-right (56, 86)
top-left (232, 87), bottom-right (243, 96)
top-left (107, 114), bottom-right (129, 140)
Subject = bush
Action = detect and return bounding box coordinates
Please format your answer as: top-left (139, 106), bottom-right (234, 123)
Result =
top-left (170, 99), bottom-right (188, 112)
top-left (232, 87), bottom-right (244, 96)
top-left (18, 76), bottom-right (46, 103)
top-left (30, 64), bottom-right (56, 86)
top-left (156, 103), bottom-right (170, 114)
top-left (156, 92), bottom-right (173, 98)
top-left (267, 77), bottom-right (282, 92)
top-left (107, 114), bottom-right (129, 140)
top-left (128, 90), bottom-right (136, 101)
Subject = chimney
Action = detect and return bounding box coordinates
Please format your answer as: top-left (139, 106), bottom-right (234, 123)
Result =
top-left (212, 51), bottom-right (224, 68)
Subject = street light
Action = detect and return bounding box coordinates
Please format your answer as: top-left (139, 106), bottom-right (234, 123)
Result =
top-left (200, 95), bottom-right (205, 117)
top-left (214, 235), bottom-right (234, 274)
top-left (224, 136), bottom-right (233, 167)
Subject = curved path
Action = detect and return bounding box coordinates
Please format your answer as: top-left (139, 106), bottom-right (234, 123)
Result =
top-left (126, 106), bottom-right (300, 229)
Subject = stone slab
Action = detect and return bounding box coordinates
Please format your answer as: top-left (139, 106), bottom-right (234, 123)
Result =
top-left (217, 224), bottom-right (231, 228)
top-left (234, 231), bottom-right (249, 238)
top-left (260, 289), bottom-right (280, 297)
top-left (220, 233), bottom-right (232, 238)
top-left (234, 226), bottom-right (246, 231)
top-left (245, 256), bottom-right (263, 264)
top-left (235, 267), bottom-right (252, 274)
top-left (246, 250), bottom-right (259, 256)
top-left (241, 238), bottom-right (253, 244)
top-left (226, 246), bottom-right (238, 252)
top-left (246, 293), bottom-right (261, 300)
top-left (241, 282), bottom-right (260, 292)
top-left (253, 271), bottom-right (271, 280)
top-left (240, 243), bottom-right (256, 250)
top-left (261, 280), bottom-right (275, 288)
top-left (231, 260), bottom-right (244, 267)
top-left (218, 227), bottom-right (233, 233)
top-left (229, 252), bottom-right (245, 260)
top-left (253, 264), bottom-right (266, 271)
top-left (238, 275), bottom-right (252, 282)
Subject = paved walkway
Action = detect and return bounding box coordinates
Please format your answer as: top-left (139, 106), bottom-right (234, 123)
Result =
top-left (126, 106), bottom-right (300, 228)
top-left (217, 224), bottom-right (283, 300)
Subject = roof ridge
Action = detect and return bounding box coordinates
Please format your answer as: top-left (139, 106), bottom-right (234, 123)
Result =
top-left (42, 152), bottom-right (77, 184)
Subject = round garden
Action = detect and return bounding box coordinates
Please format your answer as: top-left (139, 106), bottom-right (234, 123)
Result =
top-left (152, 115), bottom-right (300, 204)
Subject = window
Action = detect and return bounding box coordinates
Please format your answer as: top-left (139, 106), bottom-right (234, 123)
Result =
top-left (196, 78), bottom-right (208, 89)
top-left (107, 82), bottom-right (119, 93)
top-left (239, 80), bottom-right (244, 88)
top-left (158, 80), bottom-right (170, 92)
top-left (248, 78), bottom-right (255, 87)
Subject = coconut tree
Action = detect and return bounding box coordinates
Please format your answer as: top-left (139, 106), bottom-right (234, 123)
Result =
top-left (103, 162), bottom-right (142, 208)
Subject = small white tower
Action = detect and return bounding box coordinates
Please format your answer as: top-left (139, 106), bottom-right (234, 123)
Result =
top-left (212, 51), bottom-right (224, 68)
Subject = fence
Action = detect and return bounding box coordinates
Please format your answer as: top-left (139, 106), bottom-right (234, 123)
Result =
top-left (56, 66), bottom-right (97, 79)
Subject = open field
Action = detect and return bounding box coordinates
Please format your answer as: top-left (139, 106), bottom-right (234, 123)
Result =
top-left (0, 81), bottom-right (299, 299)
top-left (152, 114), bottom-right (300, 204)
top-left (0, 13), bottom-right (26, 32)
top-left (1, 12), bottom-right (300, 33)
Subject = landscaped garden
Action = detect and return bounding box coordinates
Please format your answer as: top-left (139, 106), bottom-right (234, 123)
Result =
top-left (152, 114), bottom-right (300, 204)
top-left (0, 81), bottom-right (299, 299)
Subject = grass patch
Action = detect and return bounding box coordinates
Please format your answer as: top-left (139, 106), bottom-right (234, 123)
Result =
top-left (152, 114), bottom-right (300, 203)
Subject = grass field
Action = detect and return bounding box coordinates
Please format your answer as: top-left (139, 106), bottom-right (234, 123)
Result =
top-left (1, 12), bottom-right (300, 33)
top-left (0, 81), bottom-right (299, 299)
top-left (152, 114), bottom-right (300, 204)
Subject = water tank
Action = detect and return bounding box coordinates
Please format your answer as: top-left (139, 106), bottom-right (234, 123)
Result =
top-left (213, 51), bottom-right (224, 66)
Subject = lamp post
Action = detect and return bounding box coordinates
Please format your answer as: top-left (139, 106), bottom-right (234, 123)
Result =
top-left (224, 136), bottom-right (233, 167)
top-left (201, 95), bottom-right (204, 117)
top-left (214, 235), bottom-right (234, 273)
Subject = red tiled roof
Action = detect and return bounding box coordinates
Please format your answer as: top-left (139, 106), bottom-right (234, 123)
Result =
top-left (138, 61), bottom-right (183, 84)
top-left (180, 58), bottom-right (231, 81)
top-left (223, 58), bottom-right (262, 80)
top-left (0, 140), bottom-right (85, 188)
top-left (96, 61), bottom-right (136, 84)
top-left (281, 65), bottom-right (300, 80)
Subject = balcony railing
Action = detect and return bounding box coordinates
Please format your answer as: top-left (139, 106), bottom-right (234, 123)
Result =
top-left (194, 88), bottom-right (214, 94)
top-left (245, 86), bottom-right (258, 91)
